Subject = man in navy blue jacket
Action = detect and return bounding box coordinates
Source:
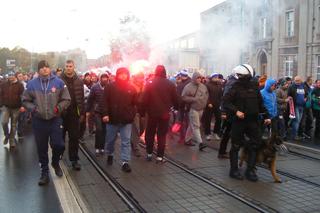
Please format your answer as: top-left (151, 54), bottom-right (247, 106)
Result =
top-left (22, 60), bottom-right (71, 185)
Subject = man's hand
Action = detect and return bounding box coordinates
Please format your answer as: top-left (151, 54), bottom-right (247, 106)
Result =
top-left (221, 114), bottom-right (227, 120)
top-left (102, 116), bottom-right (109, 123)
top-left (208, 104), bottom-right (213, 108)
top-left (236, 111), bottom-right (245, 119)
top-left (86, 112), bottom-right (90, 117)
top-left (264, 119), bottom-right (271, 125)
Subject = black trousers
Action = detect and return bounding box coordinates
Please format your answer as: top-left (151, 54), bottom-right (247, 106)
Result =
top-left (145, 116), bottom-right (169, 157)
top-left (313, 110), bottom-right (320, 137)
top-left (63, 113), bottom-right (80, 162)
top-left (94, 113), bottom-right (106, 149)
top-left (203, 106), bottom-right (221, 135)
top-left (230, 119), bottom-right (261, 171)
top-left (219, 119), bottom-right (232, 155)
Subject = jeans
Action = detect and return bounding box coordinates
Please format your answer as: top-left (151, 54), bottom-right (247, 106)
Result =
top-left (291, 106), bottom-right (304, 138)
top-left (185, 109), bottom-right (203, 143)
top-left (105, 123), bottom-right (132, 162)
top-left (1, 106), bottom-right (20, 143)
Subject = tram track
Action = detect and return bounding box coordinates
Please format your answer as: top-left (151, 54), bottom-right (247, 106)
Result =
top-left (79, 144), bottom-right (147, 213)
top-left (205, 143), bottom-right (320, 188)
top-left (138, 143), bottom-right (276, 213)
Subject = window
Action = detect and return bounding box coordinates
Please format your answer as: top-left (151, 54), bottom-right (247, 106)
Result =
top-left (180, 40), bottom-right (187, 49)
top-left (318, 6), bottom-right (320, 33)
top-left (286, 10), bottom-right (294, 37)
top-left (284, 56), bottom-right (294, 77)
top-left (188, 37), bottom-right (195, 49)
top-left (317, 56), bottom-right (320, 80)
top-left (259, 18), bottom-right (267, 39)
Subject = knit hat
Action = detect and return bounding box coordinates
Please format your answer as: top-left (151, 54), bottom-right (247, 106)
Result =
top-left (38, 60), bottom-right (49, 71)
top-left (210, 72), bottom-right (219, 79)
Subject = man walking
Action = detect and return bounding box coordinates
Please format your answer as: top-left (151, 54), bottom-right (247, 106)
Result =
top-left (22, 60), bottom-right (70, 185)
top-left (61, 60), bottom-right (85, 170)
top-left (0, 71), bottom-right (25, 148)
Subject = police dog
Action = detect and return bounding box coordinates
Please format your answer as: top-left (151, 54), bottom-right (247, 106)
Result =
top-left (239, 133), bottom-right (284, 183)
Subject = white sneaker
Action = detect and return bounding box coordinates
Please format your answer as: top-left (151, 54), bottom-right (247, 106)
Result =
top-left (206, 135), bottom-right (212, 141)
top-left (95, 149), bottom-right (100, 154)
top-left (213, 134), bottom-right (221, 140)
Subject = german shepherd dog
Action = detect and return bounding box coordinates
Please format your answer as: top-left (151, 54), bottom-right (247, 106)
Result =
top-left (239, 133), bottom-right (286, 183)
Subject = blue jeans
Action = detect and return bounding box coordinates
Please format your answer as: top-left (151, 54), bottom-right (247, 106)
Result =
top-left (291, 106), bottom-right (304, 138)
top-left (105, 123), bottom-right (132, 162)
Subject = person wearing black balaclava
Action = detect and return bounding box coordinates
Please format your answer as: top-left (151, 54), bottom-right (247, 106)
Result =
top-left (222, 64), bottom-right (271, 182)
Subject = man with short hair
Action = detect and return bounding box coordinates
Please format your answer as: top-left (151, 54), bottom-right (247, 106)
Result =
top-left (61, 60), bottom-right (85, 170)
top-left (0, 71), bottom-right (25, 147)
top-left (287, 76), bottom-right (308, 140)
top-left (22, 60), bottom-right (71, 185)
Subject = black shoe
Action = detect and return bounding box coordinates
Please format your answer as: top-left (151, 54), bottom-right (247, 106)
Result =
top-left (71, 161), bottom-right (81, 171)
top-left (38, 173), bottom-right (50, 186)
top-left (121, 162), bottom-right (131, 173)
top-left (107, 155), bottom-right (113, 165)
top-left (229, 169), bottom-right (244, 180)
top-left (184, 140), bottom-right (195, 146)
top-left (199, 143), bottom-right (208, 151)
top-left (245, 169), bottom-right (258, 182)
top-left (52, 163), bottom-right (63, 177)
top-left (146, 154), bottom-right (152, 161)
top-left (303, 133), bottom-right (311, 140)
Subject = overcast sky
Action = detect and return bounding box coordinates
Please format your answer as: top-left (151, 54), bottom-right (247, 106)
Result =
top-left (0, 0), bottom-right (224, 58)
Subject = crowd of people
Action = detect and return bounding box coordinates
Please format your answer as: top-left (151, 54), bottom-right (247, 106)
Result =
top-left (0, 59), bottom-right (319, 186)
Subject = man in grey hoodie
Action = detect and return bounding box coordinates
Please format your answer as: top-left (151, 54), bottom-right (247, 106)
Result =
top-left (182, 71), bottom-right (209, 150)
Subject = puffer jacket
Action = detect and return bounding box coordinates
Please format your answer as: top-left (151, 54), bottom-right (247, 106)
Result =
top-left (276, 86), bottom-right (288, 113)
top-left (260, 79), bottom-right (277, 119)
top-left (181, 72), bottom-right (208, 111)
top-left (61, 72), bottom-right (85, 116)
top-left (22, 75), bottom-right (71, 120)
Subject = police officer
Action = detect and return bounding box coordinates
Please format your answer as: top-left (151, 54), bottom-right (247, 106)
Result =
top-left (222, 64), bottom-right (271, 182)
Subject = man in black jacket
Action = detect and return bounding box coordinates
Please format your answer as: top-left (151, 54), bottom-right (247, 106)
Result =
top-left (141, 65), bottom-right (179, 162)
top-left (222, 64), bottom-right (271, 182)
top-left (61, 60), bottom-right (85, 170)
top-left (101, 67), bottom-right (137, 172)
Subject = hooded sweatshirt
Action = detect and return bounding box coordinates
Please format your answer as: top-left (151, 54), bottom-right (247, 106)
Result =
top-left (260, 79), bottom-right (277, 119)
top-left (181, 72), bottom-right (208, 111)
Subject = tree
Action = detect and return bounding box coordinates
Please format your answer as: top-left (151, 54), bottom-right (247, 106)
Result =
top-left (109, 13), bottom-right (150, 66)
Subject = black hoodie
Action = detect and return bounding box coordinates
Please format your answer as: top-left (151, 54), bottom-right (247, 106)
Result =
top-left (101, 67), bottom-right (137, 124)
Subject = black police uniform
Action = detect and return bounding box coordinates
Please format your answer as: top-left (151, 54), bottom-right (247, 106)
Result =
top-left (222, 78), bottom-right (269, 181)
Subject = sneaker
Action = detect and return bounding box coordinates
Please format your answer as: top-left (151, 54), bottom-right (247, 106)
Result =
top-left (199, 143), bottom-right (208, 151)
top-left (146, 154), bottom-right (152, 161)
top-left (95, 149), bottom-right (100, 156)
top-left (100, 149), bottom-right (105, 154)
top-left (107, 155), bottom-right (113, 165)
top-left (121, 162), bottom-right (131, 173)
top-left (229, 169), bottom-right (244, 180)
top-left (156, 156), bottom-right (166, 164)
top-left (206, 135), bottom-right (212, 141)
top-left (71, 161), bottom-right (81, 171)
top-left (38, 173), bottom-right (50, 186)
top-left (184, 140), bottom-right (196, 146)
top-left (213, 134), bottom-right (221, 140)
top-left (303, 133), bottom-right (311, 140)
top-left (3, 137), bottom-right (9, 145)
top-left (51, 163), bottom-right (63, 177)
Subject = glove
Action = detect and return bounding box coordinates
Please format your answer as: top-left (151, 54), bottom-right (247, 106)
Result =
top-left (54, 106), bottom-right (59, 115)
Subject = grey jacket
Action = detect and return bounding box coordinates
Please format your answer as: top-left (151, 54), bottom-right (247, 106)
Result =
top-left (22, 75), bottom-right (71, 120)
top-left (181, 72), bottom-right (209, 111)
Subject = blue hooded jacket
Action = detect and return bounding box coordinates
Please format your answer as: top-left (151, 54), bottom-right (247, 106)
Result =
top-left (261, 79), bottom-right (277, 119)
